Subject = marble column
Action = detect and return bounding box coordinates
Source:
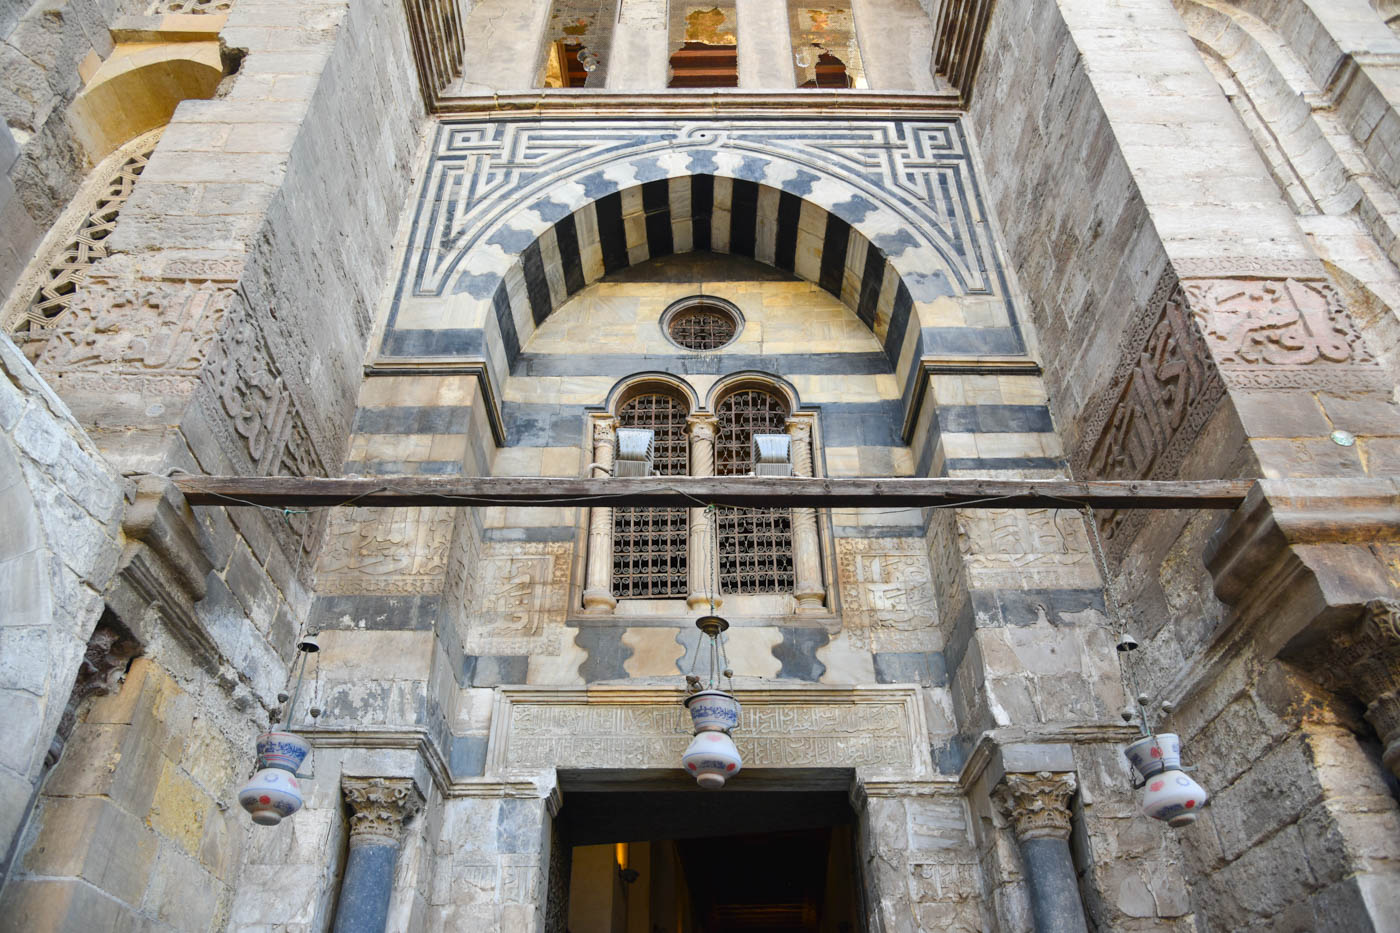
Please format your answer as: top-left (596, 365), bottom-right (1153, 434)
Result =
top-left (582, 416), bottom-right (618, 611)
top-left (332, 777), bottom-right (424, 933)
top-left (992, 771), bottom-right (1087, 933)
top-left (786, 415), bottom-right (825, 611)
top-left (686, 413), bottom-right (721, 611)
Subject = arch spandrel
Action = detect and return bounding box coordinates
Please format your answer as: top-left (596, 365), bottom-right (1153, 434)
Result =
top-left (380, 119), bottom-right (1027, 382)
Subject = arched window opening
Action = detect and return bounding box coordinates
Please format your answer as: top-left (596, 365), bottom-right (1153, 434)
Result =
top-left (668, 4), bottom-right (738, 88)
top-left (613, 391), bottom-right (690, 598)
top-left (789, 4), bottom-right (866, 89)
top-left (715, 388), bottom-right (794, 594)
top-left (538, 0), bottom-right (615, 88)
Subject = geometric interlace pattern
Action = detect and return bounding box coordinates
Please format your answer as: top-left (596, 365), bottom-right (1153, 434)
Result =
top-left (15, 147), bottom-right (152, 332)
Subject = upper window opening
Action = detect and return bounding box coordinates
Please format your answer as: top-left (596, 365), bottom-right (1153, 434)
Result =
top-left (539, 1), bottom-right (615, 88)
top-left (715, 387), bottom-right (794, 594)
top-left (662, 297), bottom-right (742, 351)
top-left (789, 5), bottom-right (867, 89)
top-left (669, 4), bottom-right (738, 88)
top-left (613, 389), bottom-right (690, 598)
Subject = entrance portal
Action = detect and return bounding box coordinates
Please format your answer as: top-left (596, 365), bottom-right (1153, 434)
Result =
top-left (556, 778), bottom-right (863, 933)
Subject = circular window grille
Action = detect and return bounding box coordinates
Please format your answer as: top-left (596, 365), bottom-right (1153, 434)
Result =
top-left (662, 297), bottom-right (742, 350)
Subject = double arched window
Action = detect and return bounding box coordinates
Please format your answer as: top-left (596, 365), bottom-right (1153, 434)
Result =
top-left (587, 378), bottom-right (818, 610)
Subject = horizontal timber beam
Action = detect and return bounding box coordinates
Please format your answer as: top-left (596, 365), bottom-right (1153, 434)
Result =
top-left (171, 476), bottom-right (1254, 511)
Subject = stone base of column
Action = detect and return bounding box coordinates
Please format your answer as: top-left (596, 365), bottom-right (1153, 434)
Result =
top-left (686, 592), bottom-right (721, 611)
top-left (582, 589), bottom-right (617, 611)
top-left (793, 585), bottom-right (825, 612)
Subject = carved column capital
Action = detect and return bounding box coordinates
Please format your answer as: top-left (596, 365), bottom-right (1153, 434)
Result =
top-left (685, 412), bottom-right (718, 441)
top-left (993, 771), bottom-right (1077, 842)
top-left (341, 776), bottom-right (424, 848)
top-left (590, 415), bottom-right (618, 449)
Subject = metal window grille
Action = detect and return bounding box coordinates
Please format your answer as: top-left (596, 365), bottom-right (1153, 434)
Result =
top-left (613, 393), bottom-right (689, 598)
top-left (668, 307), bottom-right (737, 350)
top-left (715, 389), bottom-right (794, 593)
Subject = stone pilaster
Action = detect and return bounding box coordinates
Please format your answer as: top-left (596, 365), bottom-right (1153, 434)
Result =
top-left (786, 414), bottom-right (825, 611)
top-left (686, 413), bottom-right (720, 611)
top-left (333, 776), bottom-right (424, 933)
top-left (582, 415), bottom-right (618, 612)
top-left (992, 771), bottom-right (1088, 933)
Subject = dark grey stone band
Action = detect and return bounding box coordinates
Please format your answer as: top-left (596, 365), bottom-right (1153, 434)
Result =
top-left (331, 843), bottom-right (399, 933)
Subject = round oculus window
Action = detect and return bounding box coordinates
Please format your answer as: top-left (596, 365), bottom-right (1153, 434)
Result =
top-left (662, 298), bottom-right (742, 351)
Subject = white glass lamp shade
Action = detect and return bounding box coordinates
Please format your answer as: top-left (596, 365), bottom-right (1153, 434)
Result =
top-left (681, 731), bottom-right (743, 789)
top-left (1141, 769), bottom-right (1208, 827)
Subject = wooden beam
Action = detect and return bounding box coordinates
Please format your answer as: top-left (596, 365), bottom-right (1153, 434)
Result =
top-left (172, 475), bottom-right (1254, 511)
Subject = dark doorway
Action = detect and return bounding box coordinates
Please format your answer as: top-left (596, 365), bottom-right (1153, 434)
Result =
top-left (556, 775), bottom-right (863, 933)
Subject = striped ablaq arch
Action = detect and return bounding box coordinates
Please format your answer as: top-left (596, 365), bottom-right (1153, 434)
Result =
top-left (380, 123), bottom-right (1025, 431)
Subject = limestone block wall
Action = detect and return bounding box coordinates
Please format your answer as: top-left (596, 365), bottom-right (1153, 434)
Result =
top-left (969, 0), bottom-right (1400, 928)
top-left (2, 658), bottom-right (257, 931)
top-left (0, 333), bottom-right (124, 871)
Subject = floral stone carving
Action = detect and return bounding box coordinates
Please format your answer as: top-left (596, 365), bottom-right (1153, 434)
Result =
top-left (992, 770), bottom-right (1077, 842)
top-left (341, 776), bottom-right (424, 848)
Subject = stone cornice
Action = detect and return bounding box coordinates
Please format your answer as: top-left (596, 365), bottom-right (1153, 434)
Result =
top-left (431, 91), bottom-right (964, 118)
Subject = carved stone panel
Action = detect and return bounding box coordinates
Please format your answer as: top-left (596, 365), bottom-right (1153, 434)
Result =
top-left (836, 538), bottom-right (941, 652)
top-left (486, 686), bottom-right (931, 778)
top-left (459, 541), bottom-right (573, 656)
top-left (36, 281), bottom-right (230, 397)
top-left (1074, 273), bottom-right (1227, 559)
top-left (317, 507), bottom-right (455, 595)
top-left (1185, 277), bottom-right (1383, 389)
top-left (954, 508), bottom-right (1098, 589)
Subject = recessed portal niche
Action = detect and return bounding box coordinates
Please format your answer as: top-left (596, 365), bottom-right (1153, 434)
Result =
top-left (556, 775), bottom-right (863, 933)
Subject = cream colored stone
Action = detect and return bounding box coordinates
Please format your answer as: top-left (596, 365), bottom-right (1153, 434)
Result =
top-left (621, 627), bottom-right (686, 677)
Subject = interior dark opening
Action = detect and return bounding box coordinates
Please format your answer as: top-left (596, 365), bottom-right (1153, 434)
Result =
top-left (555, 783), bottom-right (863, 933)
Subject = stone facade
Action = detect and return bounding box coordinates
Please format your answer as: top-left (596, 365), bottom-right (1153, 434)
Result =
top-left (1, 0), bottom-right (1399, 931)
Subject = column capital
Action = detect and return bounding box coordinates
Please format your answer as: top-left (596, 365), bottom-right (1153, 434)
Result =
top-left (341, 776), bottom-right (424, 848)
top-left (685, 412), bottom-right (718, 439)
top-left (589, 414), bottom-right (618, 443)
top-left (785, 413), bottom-right (814, 440)
top-left (992, 770), bottom-right (1077, 842)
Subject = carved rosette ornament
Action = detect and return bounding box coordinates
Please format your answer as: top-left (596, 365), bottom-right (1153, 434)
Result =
top-left (1298, 599), bottom-right (1400, 778)
top-left (992, 771), bottom-right (1077, 842)
top-left (341, 777), bottom-right (424, 848)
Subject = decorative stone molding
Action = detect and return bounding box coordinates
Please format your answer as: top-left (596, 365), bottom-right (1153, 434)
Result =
top-left (992, 771), bottom-right (1077, 842)
top-left (342, 776), bottom-right (425, 848)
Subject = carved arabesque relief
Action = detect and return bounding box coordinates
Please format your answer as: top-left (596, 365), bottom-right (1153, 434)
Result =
top-left (1074, 272), bottom-right (1227, 559)
top-left (955, 508), bottom-right (1097, 589)
top-left (147, 0), bottom-right (232, 12)
top-left (35, 280), bottom-right (230, 396)
top-left (317, 507), bottom-right (454, 595)
top-left (459, 540), bottom-right (572, 655)
top-left (1186, 277), bottom-right (1384, 389)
